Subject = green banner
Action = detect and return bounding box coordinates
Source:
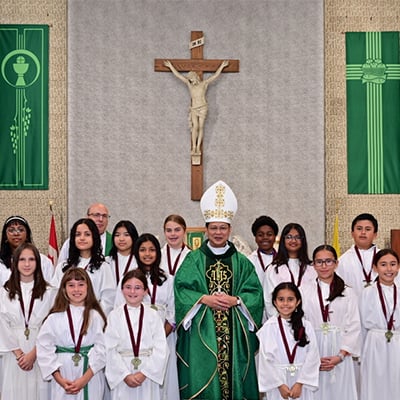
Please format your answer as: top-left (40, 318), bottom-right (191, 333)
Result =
top-left (346, 32), bottom-right (400, 194)
top-left (0, 25), bottom-right (48, 189)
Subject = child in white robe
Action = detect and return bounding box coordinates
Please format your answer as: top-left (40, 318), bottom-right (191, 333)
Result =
top-left (160, 216), bottom-right (190, 400)
top-left (37, 268), bottom-right (107, 400)
top-left (337, 213), bottom-right (380, 296)
top-left (105, 269), bottom-right (169, 400)
top-left (335, 213), bottom-right (381, 397)
top-left (51, 218), bottom-right (115, 315)
top-left (0, 243), bottom-right (56, 400)
top-left (114, 233), bottom-right (177, 400)
top-left (160, 214), bottom-right (191, 277)
top-left (247, 215), bottom-right (279, 285)
top-left (257, 282), bottom-right (320, 400)
top-left (301, 245), bottom-right (361, 400)
top-left (106, 220), bottom-right (139, 287)
top-left (0, 215), bottom-right (55, 284)
top-left (263, 223), bottom-right (316, 318)
top-left (360, 249), bottom-right (400, 400)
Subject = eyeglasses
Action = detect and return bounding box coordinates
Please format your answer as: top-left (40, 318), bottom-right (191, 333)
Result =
top-left (88, 213), bottom-right (110, 220)
top-left (7, 227), bottom-right (26, 235)
top-left (285, 234), bottom-right (302, 241)
top-left (313, 258), bottom-right (336, 267)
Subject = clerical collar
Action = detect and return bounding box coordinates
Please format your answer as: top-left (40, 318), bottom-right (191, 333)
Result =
top-left (207, 242), bottom-right (230, 255)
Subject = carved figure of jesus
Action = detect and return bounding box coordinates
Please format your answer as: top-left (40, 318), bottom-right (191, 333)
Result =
top-left (164, 60), bottom-right (229, 155)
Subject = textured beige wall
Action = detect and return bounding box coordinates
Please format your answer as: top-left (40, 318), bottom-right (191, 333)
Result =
top-left (325, 0), bottom-right (400, 253)
top-left (0, 1), bottom-right (68, 254)
top-left (1, 0), bottom-right (398, 255)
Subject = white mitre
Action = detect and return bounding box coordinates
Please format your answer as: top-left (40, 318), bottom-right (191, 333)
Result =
top-left (200, 180), bottom-right (238, 224)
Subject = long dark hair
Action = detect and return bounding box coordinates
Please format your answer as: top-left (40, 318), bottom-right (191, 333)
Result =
top-left (0, 216), bottom-right (33, 269)
top-left (63, 218), bottom-right (105, 273)
top-left (109, 220), bottom-right (139, 259)
top-left (133, 233), bottom-right (167, 286)
top-left (273, 223), bottom-right (311, 272)
top-left (47, 268), bottom-right (107, 333)
top-left (272, 282), bottom-right (309, 347)
top-left (312, 244), bottom-right (345, 302)
top-left (4, 242), bottom-right (48, 300)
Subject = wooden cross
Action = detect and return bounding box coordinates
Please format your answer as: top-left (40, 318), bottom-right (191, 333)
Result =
top-left (154, 31), bottom-right (239, 200)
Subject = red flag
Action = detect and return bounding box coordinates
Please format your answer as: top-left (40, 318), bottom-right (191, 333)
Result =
top-left (48, 214), bottom-right (59, 266)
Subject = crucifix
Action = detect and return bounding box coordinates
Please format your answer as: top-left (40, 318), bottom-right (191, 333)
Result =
top-left (154, 31), bottom-right (239, 200)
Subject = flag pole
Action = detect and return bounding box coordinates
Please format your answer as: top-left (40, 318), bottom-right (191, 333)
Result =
top-left (48, 200), bottom-right (59, 266)
top-left (332, 199), bottom-right (342, 258)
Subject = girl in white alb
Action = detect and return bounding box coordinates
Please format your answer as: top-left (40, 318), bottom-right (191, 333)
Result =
top-left (115, 233), bottom-right (176, 400)
top-left (160, 215), bottom-right (190, 400)
top-left (257, 282), bottom-right (320, 400)
top-left (0, 243), bottom-right (57, 400)
top-left (301, 245), bottom-right (361, 400)
top-left (105, 269), bottom-right (169, 400)
top-left (264, 223), bottom-right (316, 318)
top-left (52, 218), bottom-right (115, 315)
top-left (160, 215), bottom-right (191, 278)
top-left (359, 249), bottom-right (400, 400)
top-left (37, 268), bottom-right (107, 400)
top-left (106, 220), bottom-right (139, 295)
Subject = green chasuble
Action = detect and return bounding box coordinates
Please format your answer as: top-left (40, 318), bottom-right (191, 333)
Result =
top-left (104, 231), bottom-right (113, 256)
top-left (174, 240), bottom-right (263, 400)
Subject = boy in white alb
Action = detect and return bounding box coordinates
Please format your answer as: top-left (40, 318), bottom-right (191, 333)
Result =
top-left (336, 213), bottom-right (379, 397)
top-left (336, 213), bottom-right (379, 297)
top-left (247, 215), bottom-right (279, 285)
